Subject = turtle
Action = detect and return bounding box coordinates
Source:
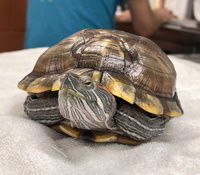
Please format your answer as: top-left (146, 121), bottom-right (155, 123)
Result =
top-left (18, 29), bottom-right (183, 145)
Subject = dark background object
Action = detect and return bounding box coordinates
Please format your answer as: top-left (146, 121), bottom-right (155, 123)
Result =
top-left (116, 21), bottom-right (200, 54)
top-left (0, 0), bottom-right (27, 52)
top-left (0, 0), bottom-right (200, 54)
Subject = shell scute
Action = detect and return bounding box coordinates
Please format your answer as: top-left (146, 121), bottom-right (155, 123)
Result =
top-left (18, 29), bottom-right (183, 118)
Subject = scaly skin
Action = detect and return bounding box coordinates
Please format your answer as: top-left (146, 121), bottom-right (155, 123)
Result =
top-left (24, 93), bottom-right (169, 142)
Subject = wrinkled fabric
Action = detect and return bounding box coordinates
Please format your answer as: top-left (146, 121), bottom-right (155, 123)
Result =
top-left (0, 48), bottom-right (200, 175)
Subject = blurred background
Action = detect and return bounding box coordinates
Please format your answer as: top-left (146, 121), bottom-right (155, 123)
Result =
top-left (0, 0), bottom-right (200, 53)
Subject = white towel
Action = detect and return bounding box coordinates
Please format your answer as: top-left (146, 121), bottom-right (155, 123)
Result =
top-left (0, 48), bottom-right (200, 175)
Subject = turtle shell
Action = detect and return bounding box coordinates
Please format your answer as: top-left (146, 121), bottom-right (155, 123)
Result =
top-left (18, 29), bottom-right (183, 117)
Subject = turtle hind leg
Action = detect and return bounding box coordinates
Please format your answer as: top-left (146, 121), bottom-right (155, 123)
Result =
top-left (114, 103), bottom-right (169, 142)
top-left (24, 95), bottom-right (64, 126)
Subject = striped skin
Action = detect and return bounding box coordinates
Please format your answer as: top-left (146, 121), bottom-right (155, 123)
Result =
top-left (24, 94), bottom-right (64, 126)
top-left (114, 102), bottom-right (169, 141)
top-left (24, 94), bottom-right (168, 142)
top-left (18, 29), bottom-right (183, 118)
top-left (24, 72), bottom-right (169, 142)
top-left (19, 29), bottom-right (181, 143)
top-left (58, 73), bottom-right (117, 130)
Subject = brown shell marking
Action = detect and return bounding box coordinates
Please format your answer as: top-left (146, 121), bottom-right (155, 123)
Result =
top-left (18, 30), bottom-right (84, 92)
top-left (101, 71), bottom-right (136, 104)
top-left (100, 71), bottom-right (183, 117)
top-left (18, 29), bottom-right (176, 98)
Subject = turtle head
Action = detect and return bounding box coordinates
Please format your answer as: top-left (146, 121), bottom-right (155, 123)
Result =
top-left (58, 73), bottom-right (116, 130)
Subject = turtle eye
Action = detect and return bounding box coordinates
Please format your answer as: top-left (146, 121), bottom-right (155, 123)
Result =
top-left (84, 80), bottom-right (93, 86)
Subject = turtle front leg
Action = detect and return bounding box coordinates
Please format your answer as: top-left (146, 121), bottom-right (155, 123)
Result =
top-left (24, 95), bottom-right (65, 126)
top-left (114, 103), bottom-right (169, 142)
